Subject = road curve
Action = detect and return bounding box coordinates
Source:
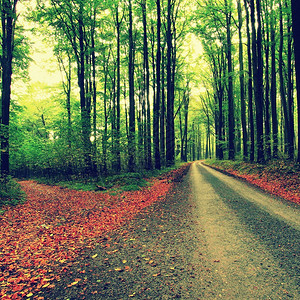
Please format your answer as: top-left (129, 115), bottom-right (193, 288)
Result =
top-left (42, 162), bottom-right (300, 299)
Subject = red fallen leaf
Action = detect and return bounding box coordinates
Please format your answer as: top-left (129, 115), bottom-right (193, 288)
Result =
top-left (12, 284), bottom-right (23, 292)
top-left (67, 281), bottom-right (79, 287)
top-left (0, 164), bottom-right (191, 299)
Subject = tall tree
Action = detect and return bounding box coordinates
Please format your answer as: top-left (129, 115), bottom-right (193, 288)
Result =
top-left (1, 0), bottom-right (18, 176)
top-left (140, 0), bottom-right (152, 170)
top-left (166, 0), bottom-right (175, 166)
top-left (225, 0), bottom-right (235, 160)
top-left (270, 0), bottom-right (278, 158)
top-left (113, 2), bottom-right (123, 172)
top-left (237, 0), bottom-right (248, 160)
top-left (127, 0), bottom-right (136, 171)
top-left (291, 0), bottom-right (300, 162)
top-left (154, 0), bottom-right (161, 169)
top-left (249, 0), bottom-right (265, 163)
top-left (279, 0), bottom-right (293, 159)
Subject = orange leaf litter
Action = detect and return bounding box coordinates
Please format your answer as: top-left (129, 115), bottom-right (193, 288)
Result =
top-left (0, 165), bottom-right (190, 299)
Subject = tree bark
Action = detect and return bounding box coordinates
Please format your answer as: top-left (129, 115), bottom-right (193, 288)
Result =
top-left (166, 0), bottom-right (175, 166)
top-left (250, 0), bottom-right (265, 163)
top-left (1, 0), bottom-right (18, 176)
top-left (237, 0), bottom-right (248, 160)
top-left (244, 0), bottom-right (255, 162)
top-left (270, 0), bottom-right (278, 158)
top-left (279, 1), bottom-right (292, 159)
top-left (154, 0), bottom-right (161, 170)
top-left (225, 0), bottom-right (235, 160)
top-left (128, 0), bottom-right (136, 171)
top-left (141, 0), bottom-right (152, 170)
top-left (115, 4), bottom-right (122, 171)
top-left (291, 0), bottom-right (300, 162)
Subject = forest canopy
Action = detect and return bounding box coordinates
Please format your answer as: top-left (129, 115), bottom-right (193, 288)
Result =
top-left (1, 0), bottom-right (299, 179)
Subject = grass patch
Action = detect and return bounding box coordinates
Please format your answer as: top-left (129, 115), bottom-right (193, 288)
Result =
top-left (204, 159), bottom-right (266, 175)
top-left (32, 162), bottom-right (188, 193)
top-left (204, 159), bottom-right (300, 177)
top-left (0, 176), bottom-right (26, 209)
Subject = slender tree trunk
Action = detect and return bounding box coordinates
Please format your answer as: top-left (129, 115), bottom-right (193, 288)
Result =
top-left (270, 1), bottom-right (278, 158)
top-left (78, 3), bottom-right (92, 172)
top-left (183, 89), bottom-right (189, 162)
top-left (262, 1), bottom-right (271, 161)
top-left (250, 0), bottom-right (265, 163)
top-left (225, 0), bottom-right (235, 160)
top-left (115, 5), bottom-right (122, 171)
top-left (244, 0), bottom-right (255, 162)
top-left (237, 0), bottom-right (248, 160)
top-left (286, 0), bottom-right (295, 159)
top-left (141, 0), bottom-right (152, 170)
top-left (1, 0), bottom-right (18, 176)
top-left (291, 0), bottom-right (300, 162)
top-left (160, 44), bottom-right (166, 166)
top-left (91, 10), bottom-right (98, 176)
top-left (279, 1), bottom-right (292, 159)
top-left (102, 51), bottom-right (109, 174)
top-left (154, 0), bottom-right (161, 170)
top-left (128, 0), bottom-right (136, 171)
top-left (166, 0), bottom-right (175, 166)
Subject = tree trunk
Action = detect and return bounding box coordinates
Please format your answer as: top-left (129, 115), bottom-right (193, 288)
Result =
top-left (286, 0), bottom-right (295, 159)
top-left (166, 0), bottom-right (175, 166)
top-left (237, 0), bottom-right (248, 160)
top-left (250, 0), bottom-right (265, 163)
top-left (78, 3), bottom-right (92, 173)
top-left (115, 4), bottom-right (122, 171)
top-left (291, 0), bottom-right (300, 162)
top-left (128, 0), bottom-right (136, 172)
top-left (154, 0), bottom-right (161, 170)
top-left (225, 0), bottom-right (235, 160)
top-left (279, 1), bottom-right (292, 159)
top-left (160, 44), bottom-right (166, 166)
top-left (244, 0), bottom-right (255, 162)
top-left (1, 0), bottom-right (18, 176)
top-left (262, 1), bottom-right (271, 161)
top-left (270, 1), bottom-right (278, 158)
top-left (141, 0), bottom-right (152, 170)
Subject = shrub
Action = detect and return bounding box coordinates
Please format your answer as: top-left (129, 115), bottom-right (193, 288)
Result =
top-left (0, 176), bottom-right (26, 208)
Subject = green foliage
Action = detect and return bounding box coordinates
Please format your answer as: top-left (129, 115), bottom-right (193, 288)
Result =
top-left (204, 159), bottom-right (300, 177)
top-left (0, 176), bottom-right (26, 208)
top-left (32, 163), bottom-right (188, 194)
top-left (104, 173), bottom-right (149, 191)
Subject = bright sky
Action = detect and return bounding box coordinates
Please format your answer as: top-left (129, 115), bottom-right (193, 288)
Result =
top-left (28, 37), bottom-right (61, 85)
top-left (18, 1), bottom-right (61, 85)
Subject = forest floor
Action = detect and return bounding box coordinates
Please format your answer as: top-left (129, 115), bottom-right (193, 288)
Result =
top-left (204, 159), bottom-right (300, 206)
top-left (0, 160), bottom-right (299, 299)
top-left (0, 165), bottom-right (190, 299)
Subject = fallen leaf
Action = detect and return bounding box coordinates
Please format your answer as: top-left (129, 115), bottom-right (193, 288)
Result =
top-left (114, 268), bottom-right (123, 272)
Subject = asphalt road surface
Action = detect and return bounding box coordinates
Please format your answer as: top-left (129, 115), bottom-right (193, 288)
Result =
top-left (42, 162), bottom-right (300, 299)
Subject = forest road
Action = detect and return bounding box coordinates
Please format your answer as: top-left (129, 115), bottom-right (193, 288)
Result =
top-left (43, 162), bottom-right (300, 300)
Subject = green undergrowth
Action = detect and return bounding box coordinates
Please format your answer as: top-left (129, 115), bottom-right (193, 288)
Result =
top-left (34, 162), bottom-right (187, 193)
top-left (204, 158), bottom-right (300, 177)
top-left (0, 176), bottom-right (26, 212)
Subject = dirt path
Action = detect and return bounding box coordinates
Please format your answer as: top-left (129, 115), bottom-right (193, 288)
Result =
top-left (41, 162), bottom-right (300, 299)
